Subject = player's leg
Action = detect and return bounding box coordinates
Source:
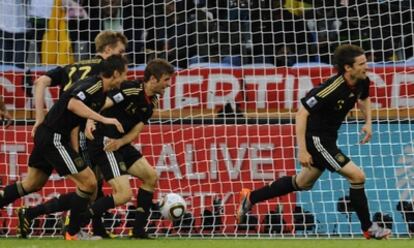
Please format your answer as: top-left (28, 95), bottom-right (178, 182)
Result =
top-left (236, 165), bottom-right (323, 223)
top-left (21, 163), bottom-right (85, 226)
top-left (22, 147), bottom-right (81, 221)
top-left (81, 140), bottom-right (132, 237)
top-left (0, 167), bottom-right (49, 208)
top-left (44, 132), bottom-right (97, 239)
top-left (65, 167), bottom-right (97, 237)
top-left (87, 175), bottom-right (132, 219)
top-left (79, 131), bottom-right (108, 237)
top-left (311, 135), bottom-right (390, 239)
top-left (89, 166), bottom-right (111, 237)
top-left (0, 133), bottom-right (51, 209)
top-left (237, 135), bottom-right (328, 224)
top-left (339, 161), bottom-right (391, 239)
top-left (127, 157), bottom-right (158, 238)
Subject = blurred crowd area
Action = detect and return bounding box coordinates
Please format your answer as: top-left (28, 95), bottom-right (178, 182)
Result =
top-left (0, 0), bottom-right (413, 69)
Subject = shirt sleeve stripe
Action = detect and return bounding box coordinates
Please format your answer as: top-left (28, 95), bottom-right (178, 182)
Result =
top-left (316, 77), bottom-right (344, 98)
top-left (86, 81), bottom-right (102, 94)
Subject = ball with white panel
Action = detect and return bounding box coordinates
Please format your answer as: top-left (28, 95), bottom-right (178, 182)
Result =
top-left (160, 193), bottom-right (187, 220)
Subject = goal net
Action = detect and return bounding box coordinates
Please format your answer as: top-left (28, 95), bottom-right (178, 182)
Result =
top-left (1, 0), bottom-right (414, 238)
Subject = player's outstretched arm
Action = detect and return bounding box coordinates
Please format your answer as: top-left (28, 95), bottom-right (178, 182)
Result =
top-left (357, 97), bottom-right (372, 144)
top-left (104, 122), bottom-right (145, 152)
top-left (296, 107), bottom-right (313, 167)
top-left (84, 119), bottom-right (96, 140)
top-left (70, 126), bottom-right (80, 152)
top-left (32, 75), bottom-right (52, 136)
top-left (67, 98), bottom-right (124, 134)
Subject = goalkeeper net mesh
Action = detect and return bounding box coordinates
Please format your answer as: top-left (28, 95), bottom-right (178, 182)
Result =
top-left (1, 0), bottom-right (414, 238)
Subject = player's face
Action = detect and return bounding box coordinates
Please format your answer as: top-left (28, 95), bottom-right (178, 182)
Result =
top-left (153, 74), bottom-right (172, 95)
top-left (111, 66), bottom-right (128, 89)
top-left (107, 41), bottom-right (126, 56)
top-left (349, 54), bottom-right (368, 84)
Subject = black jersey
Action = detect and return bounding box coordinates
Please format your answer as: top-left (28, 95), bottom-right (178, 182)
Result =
top-left (45, 56), bottom-right (104, 93)
top-left (42, 76), bottom-right (106, 137)
top-left (300, 74), bottom-right (370, 137)
top-left (97, 80), bottom-right (157, 139)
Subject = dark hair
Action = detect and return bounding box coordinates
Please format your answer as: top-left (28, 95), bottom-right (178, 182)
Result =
top-left (144, 59), bottom-right (175, 82)
top-left (100, 54), bottom-right (128, 78)
top-left (333, 44), bottom-right (365, 74)
top-left (95, 31), bottom-right (128, 53)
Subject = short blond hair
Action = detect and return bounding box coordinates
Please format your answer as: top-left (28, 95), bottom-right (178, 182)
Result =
top-left (94, 31), bottom-right (128, 53)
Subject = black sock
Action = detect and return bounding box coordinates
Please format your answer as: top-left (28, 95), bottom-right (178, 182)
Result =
top-left (66, 189), bottom-right (92, 236)
top-left (133, 188), bottom-right (153, 235)
top-left (250, 176), bottom-right (297, 205)
top-left (90, 195), bottom-right (115, 235)
top-left (96, 180), bottom-right (105, 199)
top-left (91, 180), bottom-right (108, 235)
top-left (0, 182), bottom-right (27, 207)
top-left (90, 195), bottom-right (115, 217)
top-left (26, 193), bottom-right (76, 219)
top-left (350, 184), bottom-right (372, 231)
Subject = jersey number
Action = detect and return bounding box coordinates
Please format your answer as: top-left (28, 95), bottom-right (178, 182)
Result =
top-left (64, 65), bottom-right (92, 91)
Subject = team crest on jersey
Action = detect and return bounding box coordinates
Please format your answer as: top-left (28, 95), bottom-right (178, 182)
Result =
top-left (77, 91), bottom-right (86, 101)
top-left (335, 153), bottom-right (346, 163)
top-left (141, 107), bottom-right (147, 112)
top-left (349, 93), bottom-right (355, 98)
top-left (119, 162), bottom-right (127, 172)
top-left (306, 96), bottom-right (318, 108)
top-left (113, 92), bottom-right (124, 103)
top-left (74, 157), bottom-right (84, 168)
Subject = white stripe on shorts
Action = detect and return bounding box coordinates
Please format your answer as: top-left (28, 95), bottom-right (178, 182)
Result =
top-left (53, 133), bottom-right (78, 174)
top-left (103, 137), bottom-right (121, 177)
top-left (312, 136), bottom-right (341, 171)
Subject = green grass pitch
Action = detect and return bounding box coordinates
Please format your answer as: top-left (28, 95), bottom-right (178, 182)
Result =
top-left (0, 239), bottom-right (413, 248)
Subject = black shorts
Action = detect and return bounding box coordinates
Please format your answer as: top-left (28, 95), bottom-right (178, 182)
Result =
top-left (88, 136), bottom-right (143, 181)
top-left (306, 135), bottom-right (350, 172)
top-left (79, 131), bottom-right (93, 168)
top-left (29, 125), bottom-right (87, 176)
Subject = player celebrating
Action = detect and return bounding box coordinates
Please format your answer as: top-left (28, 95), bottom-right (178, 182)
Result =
top-left (30, 30), bottom-right (127, 238)
top-left (236, 44), bottom-right (391, 240)
top-left (32, 30), bottom-right (127, 137)
top-left (0, 55), bottom-right (128, 240)
top-left (82, 58), bottom-right (174, 239)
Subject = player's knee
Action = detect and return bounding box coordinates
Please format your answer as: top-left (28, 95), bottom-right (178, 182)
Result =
top-left (350, 171), bottom-right (366, 184)
top-left (297, 182), bottom-right (314, 191)
top-left (115, 187), bottom-right (133, 204)
top-left (22, 179), bottom-right (43, 193)
top-left (294, 176), bottom-right (314, 191)
top-left (141, 168), bottom-right (158, 190)
top-left (80, 177), bottom-right (97, 192)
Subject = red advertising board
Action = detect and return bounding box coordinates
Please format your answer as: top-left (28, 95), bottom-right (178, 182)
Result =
top-left (0, 124), bottom-right (296, 234)
top-left (1, 66), bottom-right (414, 111)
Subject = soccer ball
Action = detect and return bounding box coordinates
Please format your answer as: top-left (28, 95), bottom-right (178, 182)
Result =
top-left (160, 193), bottom-right (187, 220)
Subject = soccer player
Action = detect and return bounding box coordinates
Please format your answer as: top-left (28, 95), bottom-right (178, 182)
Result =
top-left (236, 44), bottom-right (391, 239)
top-left (32, 30), bottom-right (127, 137)
top-left (83, 58), bottom-right (174, 239)
top-left (0, 55), bottom-right (128, 240)
top-left (30, 30), bottom-right (127, 237)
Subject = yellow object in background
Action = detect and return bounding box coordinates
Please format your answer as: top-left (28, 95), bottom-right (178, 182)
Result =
top-left (284, 0), bottom-right (312, 16)
top-left (41, 0), bottom-right (74, 65)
